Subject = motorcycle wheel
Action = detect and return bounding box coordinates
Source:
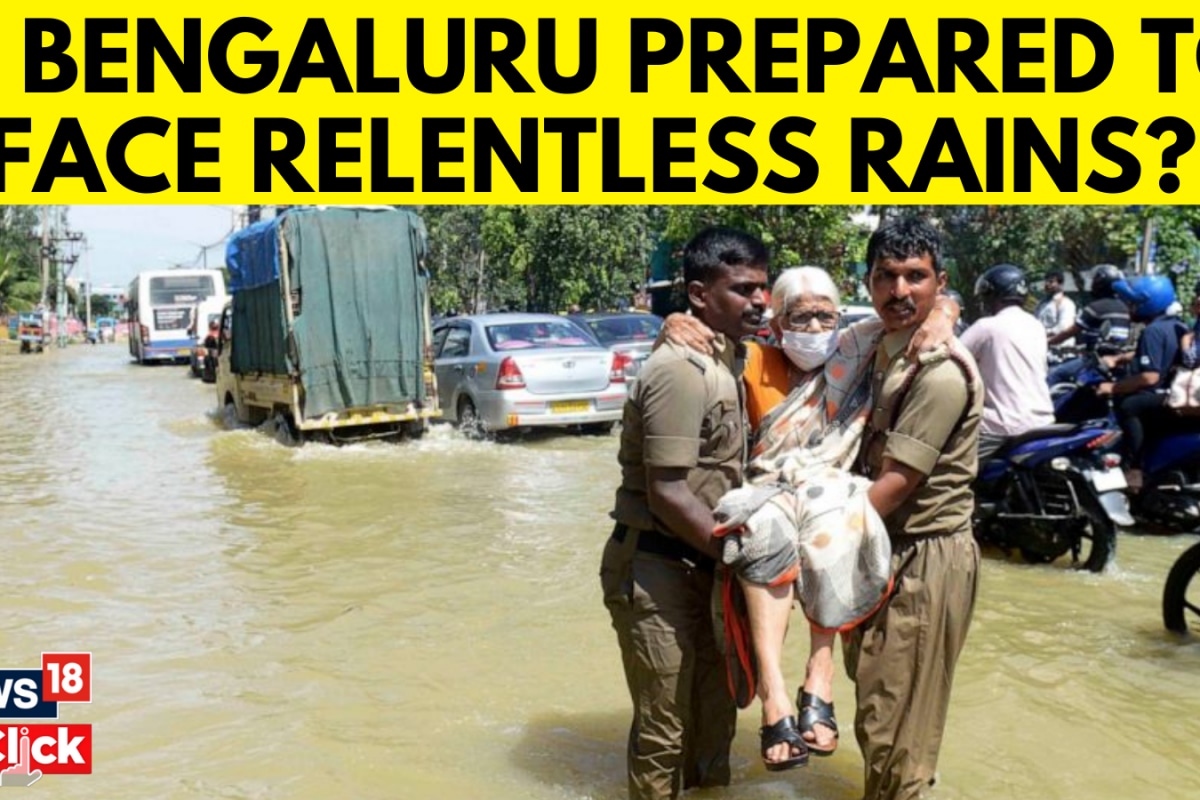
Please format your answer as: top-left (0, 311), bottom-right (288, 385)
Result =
top-left (1074, 502), bottom-right (1118, 573)
top-left (1162, 540), bottom-right (1200, 634)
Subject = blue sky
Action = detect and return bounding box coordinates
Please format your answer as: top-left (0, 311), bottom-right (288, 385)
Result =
top-left (67, 206), bottom-right (242, 289)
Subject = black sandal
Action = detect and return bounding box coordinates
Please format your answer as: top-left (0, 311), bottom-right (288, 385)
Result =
top-left (797, 690), bottom-right (839, 757)
top-left (760, 715), bottom-right (809, 771)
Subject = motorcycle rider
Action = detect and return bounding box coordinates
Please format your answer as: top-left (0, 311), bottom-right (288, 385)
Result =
top-left (1096, 275), bottom-right (1188, 491)
top-left (1179, 279), bottom-right (1200, 369)
top-left (961, 264), bottom-right (1055, 460)
top-left (1047, 265), bottom-right (1132, 387)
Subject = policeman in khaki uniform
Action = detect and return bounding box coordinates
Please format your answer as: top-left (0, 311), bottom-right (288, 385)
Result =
top-left (849, 218), bottom-right (984, 800)
top-left (600, 227), bottom-right (769, 800)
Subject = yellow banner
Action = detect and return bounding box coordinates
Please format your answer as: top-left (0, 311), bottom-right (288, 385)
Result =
top-left (2, 2), bottom-right (1199, 202)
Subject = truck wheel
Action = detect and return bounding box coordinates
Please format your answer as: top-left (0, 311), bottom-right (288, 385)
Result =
top-left (272, 412), bottom-right (300, 446)
top-left (1163, 539), bottom-right (1200, 634)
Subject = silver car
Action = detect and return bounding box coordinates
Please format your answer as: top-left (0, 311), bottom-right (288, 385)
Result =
top-left (569, 312), bottom-right (664, 382)
top-left (432, 313), bottom-right (627, 435)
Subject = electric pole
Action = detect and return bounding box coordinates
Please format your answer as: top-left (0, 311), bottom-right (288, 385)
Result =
top-left (44, 211), bottom-right (84, 348)
top-left (38, 205), bottom-right (50, 308)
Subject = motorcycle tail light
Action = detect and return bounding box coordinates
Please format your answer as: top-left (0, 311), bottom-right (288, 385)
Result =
top-left (1101, 453), bottom-right (1122, 468)
top-left (1086, 431), bottom-right (1120, 450)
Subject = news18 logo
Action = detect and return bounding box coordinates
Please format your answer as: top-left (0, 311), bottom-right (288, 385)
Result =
top-left (0, 653), bottom-right (92, 787)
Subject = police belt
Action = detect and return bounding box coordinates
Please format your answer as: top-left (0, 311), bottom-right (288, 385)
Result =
top-left (612, 523), bottom-right (715, 570)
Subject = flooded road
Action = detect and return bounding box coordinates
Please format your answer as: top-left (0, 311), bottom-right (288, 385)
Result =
top-left (1, 343), bottom-right (1198, 800)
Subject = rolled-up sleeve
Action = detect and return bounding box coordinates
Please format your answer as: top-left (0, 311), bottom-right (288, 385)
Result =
top-left (640, 358), bottom-right (706, 468)
top-left (882, 361), bottom-right (970, 476)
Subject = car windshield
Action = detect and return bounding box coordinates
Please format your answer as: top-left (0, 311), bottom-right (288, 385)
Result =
top-left (486, 321), bottom-right (594, 351)
top-left (584, 315), bottom-right (662, 346)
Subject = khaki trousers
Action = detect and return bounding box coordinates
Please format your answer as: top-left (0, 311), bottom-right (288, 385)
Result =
top-left (600, 531), bottom-right (737, 800)
top-left (844, 528), bottom-right (980, 800)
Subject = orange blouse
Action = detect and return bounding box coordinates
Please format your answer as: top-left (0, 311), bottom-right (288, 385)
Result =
top-left (743, 341), bottom-right (794, 431)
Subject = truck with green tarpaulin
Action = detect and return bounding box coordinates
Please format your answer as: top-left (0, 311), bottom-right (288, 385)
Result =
top-left (214, 206), bottom-right (440, 442)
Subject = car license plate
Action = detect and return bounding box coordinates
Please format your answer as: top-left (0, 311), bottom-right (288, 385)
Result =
top-left (177, 348), bottom-right (192, 356)
top-left (1089, 468), bottom-right (1127, 492)
top-left (551, 400), bottom-right (590, 414)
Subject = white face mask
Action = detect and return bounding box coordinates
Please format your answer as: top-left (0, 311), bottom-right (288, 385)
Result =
top-left (781, 329), bottom-right (837, 372)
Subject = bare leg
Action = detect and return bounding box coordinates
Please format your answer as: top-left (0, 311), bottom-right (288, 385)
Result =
top-left (741, 578), bottom-right (801, 766)
top-left (801, 628), bottom-right (838, 752)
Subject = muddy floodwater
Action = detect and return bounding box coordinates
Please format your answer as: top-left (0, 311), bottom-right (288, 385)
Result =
top-left (1, 343), bottom-right (1198, 799)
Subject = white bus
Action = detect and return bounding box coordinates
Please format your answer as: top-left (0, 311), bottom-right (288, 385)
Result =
top-left (127, 269), bottom-right (227, 364)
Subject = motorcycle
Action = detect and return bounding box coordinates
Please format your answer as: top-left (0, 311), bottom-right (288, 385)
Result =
top-left (1051, 352), bottom-right (1200, 532)
top-left (1163, 539), bottom-right (1200, 634)
top-left (973, 419), bottom-right (1129, 572)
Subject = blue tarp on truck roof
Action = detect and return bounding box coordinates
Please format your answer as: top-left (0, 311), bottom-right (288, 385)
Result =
top-left (225, 218), bottom-right (281, 293)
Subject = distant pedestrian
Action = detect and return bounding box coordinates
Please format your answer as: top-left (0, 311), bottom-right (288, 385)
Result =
top-left (1035, 269), bottom-right (1077, 343)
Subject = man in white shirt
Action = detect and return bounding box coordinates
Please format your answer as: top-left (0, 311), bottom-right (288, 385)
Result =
top-left (1035, 269), bottom-right (1077, 344)
top-left (961, 264), bottom-right (1056, 460)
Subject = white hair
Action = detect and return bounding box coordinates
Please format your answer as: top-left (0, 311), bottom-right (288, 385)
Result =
top-left (771, 266), bottom-right (841, 319)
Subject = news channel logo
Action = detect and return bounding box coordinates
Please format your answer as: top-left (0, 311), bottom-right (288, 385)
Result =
top-left (0, 653), bottom-right (92, 787)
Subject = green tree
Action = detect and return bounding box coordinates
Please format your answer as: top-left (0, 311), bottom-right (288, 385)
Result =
top-left (419, 205), bottom-right (490, 314)
top-left (0, 207), bottom-right (43, 313)
top-left (875, 205), bottom-right (1148, 302)
top-left (661, 206), bottom-right (868, 282)
top-left (421, 205), bottom-right (664, 314)
top-left (89, 294), bottom-right (116, 319)
top-left (1133, 207), bottom-right (1200, 307)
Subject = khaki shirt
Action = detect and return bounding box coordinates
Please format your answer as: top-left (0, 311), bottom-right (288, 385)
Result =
top-left (612, 335), bottom-right (747, 534)
top-left (859, 328), bottom-right (984, 537)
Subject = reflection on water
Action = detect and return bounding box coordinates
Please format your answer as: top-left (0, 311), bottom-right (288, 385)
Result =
top-left (1, 345), bottom-right (1198, 799)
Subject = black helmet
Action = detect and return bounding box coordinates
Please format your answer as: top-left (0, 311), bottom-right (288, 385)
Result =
top-left (974, 263), bottom-right (1029, 305)
top-left (1090, 264), bottom-right (1124, 299)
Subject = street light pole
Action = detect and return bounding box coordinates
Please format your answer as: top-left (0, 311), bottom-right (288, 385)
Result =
top-left (1140, 217), bottom-right (1157, 275)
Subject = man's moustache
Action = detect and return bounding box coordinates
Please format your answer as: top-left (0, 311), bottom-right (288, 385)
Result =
top-left (886, 300), bottom-right (917, 312)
